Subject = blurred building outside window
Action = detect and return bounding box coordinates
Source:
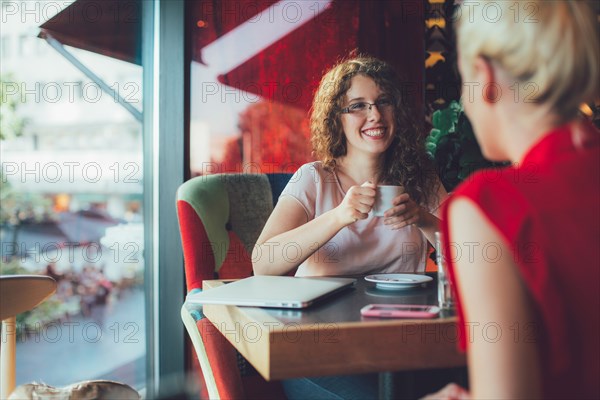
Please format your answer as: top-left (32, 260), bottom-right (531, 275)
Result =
top-left (0, 0), bottom-right (145, 390)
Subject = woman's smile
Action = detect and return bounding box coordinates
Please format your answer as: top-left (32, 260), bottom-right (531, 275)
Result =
top-left (361, 126), bottom-right (387, 139)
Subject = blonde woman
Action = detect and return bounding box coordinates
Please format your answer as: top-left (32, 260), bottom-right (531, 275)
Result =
top-left (253, 57), bottom-right (447, 277)
top-left (427, 1), bottom-right (599, 399)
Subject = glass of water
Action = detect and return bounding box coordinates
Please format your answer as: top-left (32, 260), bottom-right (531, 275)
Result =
top-left (435, 231), bottom-right (455, 309)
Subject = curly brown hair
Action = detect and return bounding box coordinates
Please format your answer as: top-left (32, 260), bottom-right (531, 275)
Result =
top-left (310, 56), bottom-right (437, 207)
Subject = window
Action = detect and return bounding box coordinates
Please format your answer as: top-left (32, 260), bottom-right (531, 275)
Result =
top-left (1, 1), bottom-right (146, 390)
top-left (1, 36), bottom-right (10, 59)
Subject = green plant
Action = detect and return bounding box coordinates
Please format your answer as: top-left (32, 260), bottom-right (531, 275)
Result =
top-left (426, 100), bottom-right (505, 192)
top-left (0, 258), bottom-right (30, 275)
top-left (16, 297), bottom-right (70, 338)
top-left (0, 73), bottom-right (26, 140)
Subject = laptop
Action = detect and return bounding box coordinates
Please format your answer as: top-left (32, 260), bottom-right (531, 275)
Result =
top-left (186, 275), bottom-right (356, 309)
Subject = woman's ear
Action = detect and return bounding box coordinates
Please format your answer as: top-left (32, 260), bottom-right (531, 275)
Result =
top-left (473, 56), bottom-right (501, 104)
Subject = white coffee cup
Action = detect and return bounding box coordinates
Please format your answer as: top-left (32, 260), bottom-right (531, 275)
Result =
top-left (372, 185), bottom-right (405, 217)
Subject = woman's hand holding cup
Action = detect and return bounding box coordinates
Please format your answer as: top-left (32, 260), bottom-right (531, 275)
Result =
top-left (335, 181), bottom-right (376, 226)
top-left (383, 191), bottom-right (425, 229)
top-left (371, 184), bottom-right (427, 229)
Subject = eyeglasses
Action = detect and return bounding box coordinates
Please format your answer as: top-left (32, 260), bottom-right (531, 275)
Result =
top-left (340, 98), bottom-right (394, 115)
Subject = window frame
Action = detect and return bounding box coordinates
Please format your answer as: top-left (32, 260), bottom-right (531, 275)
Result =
top-left (142, 0), bottom-right (186, 397)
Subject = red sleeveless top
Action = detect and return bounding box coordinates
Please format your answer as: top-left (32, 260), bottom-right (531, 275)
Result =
top-left (441, 123), bottom-right (600, 398)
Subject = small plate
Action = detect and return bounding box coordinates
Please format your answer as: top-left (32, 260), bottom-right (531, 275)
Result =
top-left (365, 274), bottom-right (432, 290)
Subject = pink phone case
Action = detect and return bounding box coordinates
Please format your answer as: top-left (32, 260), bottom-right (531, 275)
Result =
top-left (360, 304), bottom-right (440, 319)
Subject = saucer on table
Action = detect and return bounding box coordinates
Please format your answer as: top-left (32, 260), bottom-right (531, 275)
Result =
top-left (364, 274), bottom-right (432, 291)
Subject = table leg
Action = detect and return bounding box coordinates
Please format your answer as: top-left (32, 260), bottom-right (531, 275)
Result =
top-left (378, 371), bottom-right (416, 400)
top-left (1, 317), bottom-right (17, 399)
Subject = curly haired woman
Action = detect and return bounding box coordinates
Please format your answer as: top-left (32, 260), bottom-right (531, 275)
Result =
top-left (253, 56), bottom-right (448, 277)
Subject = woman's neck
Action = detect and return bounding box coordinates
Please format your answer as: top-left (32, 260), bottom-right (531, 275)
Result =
top-left (336, 154), bottom-right (383, 186)
top-left (502, 109), bottom-right (561, 163)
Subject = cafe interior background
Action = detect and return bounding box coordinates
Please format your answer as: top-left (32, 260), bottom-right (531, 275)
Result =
top-left (1, 0), bottom-right (599, 398)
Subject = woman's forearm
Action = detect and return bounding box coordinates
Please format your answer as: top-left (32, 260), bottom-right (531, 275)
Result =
top-left (252, 209), bottom-right (346, 275)
top-left (417, 211), bottom-right (441, 245)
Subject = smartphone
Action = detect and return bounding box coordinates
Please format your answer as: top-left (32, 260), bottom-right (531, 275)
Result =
top-left (360, 304), bottom-right (440, 319)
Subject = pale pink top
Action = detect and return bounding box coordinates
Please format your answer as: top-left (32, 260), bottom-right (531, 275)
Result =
top-left (281, 161), bottom-right (430, 277)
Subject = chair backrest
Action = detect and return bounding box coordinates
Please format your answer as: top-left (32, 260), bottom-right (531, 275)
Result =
top-left (176, 173), bottom-right (292, 399)
top-left (0, 275), bottom-right (57, 399)
top-left (176, 173), bottom-right (293, 290)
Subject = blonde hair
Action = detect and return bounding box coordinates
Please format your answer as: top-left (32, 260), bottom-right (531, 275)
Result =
top-left (455, 1), bottom-right (599, 122)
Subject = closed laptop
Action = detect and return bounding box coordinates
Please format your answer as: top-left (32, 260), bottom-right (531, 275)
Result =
top-left (186, 275), bottom-right (356, 309)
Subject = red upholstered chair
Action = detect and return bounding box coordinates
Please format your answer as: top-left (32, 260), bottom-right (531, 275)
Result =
top-left (177, 173), bottom-right (292, 399)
